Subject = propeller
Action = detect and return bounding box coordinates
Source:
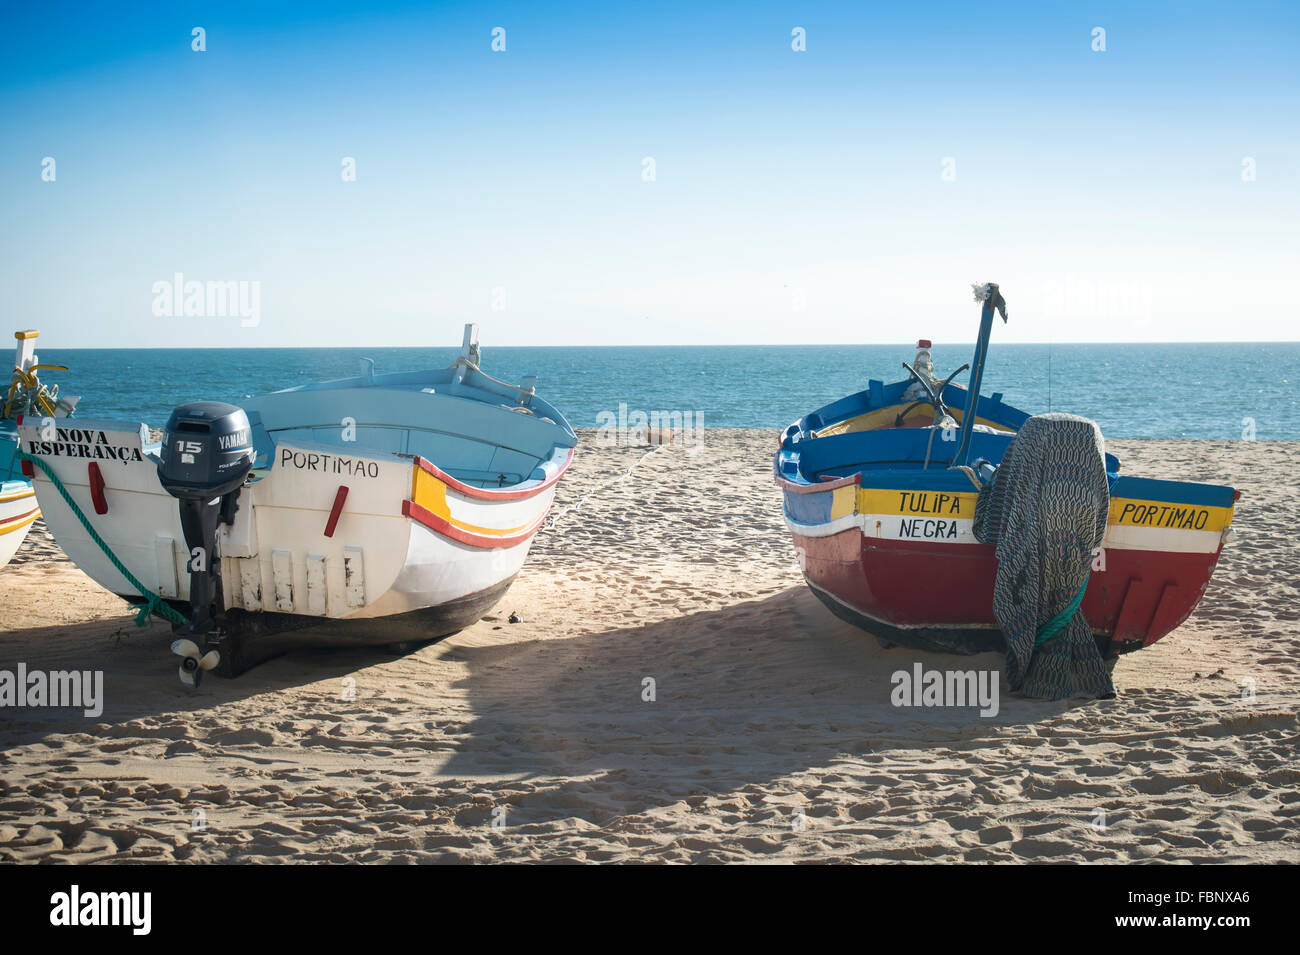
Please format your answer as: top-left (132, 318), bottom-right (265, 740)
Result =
top-left (170, 638), bottom-right (220, 688)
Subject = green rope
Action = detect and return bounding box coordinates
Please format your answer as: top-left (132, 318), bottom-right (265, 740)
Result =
top-left (16, 449), bottom-right (187, 627)
top-left (1035, 578), bottom-right (1089, 646)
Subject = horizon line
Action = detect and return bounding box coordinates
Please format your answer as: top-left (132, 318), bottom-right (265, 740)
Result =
top-left (28, 340), bottom-right (1299, 350)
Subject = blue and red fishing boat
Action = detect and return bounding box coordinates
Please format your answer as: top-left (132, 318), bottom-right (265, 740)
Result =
top-left (775, 284), bottom-right (1239, 667)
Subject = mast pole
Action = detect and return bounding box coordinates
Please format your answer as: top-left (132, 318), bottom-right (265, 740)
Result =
top-left (953, 283), bottom-right (1008, 466)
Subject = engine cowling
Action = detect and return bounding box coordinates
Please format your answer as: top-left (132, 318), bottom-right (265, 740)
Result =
top-left (157, 401), bottom-right (254, 499)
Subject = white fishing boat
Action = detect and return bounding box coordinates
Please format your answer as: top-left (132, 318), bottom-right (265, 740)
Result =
top-left (19, 325), bottom-right (575, 684)
top-left (2, 330), bottom-right (77, 568)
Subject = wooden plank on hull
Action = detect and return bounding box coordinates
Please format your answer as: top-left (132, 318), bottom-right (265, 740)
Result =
top-left (272, 550), bottom-right (294, 612)
top-left (154, 536), bottom-right (178, 598)
top-left (239, 558), bottom-right (261, 610)
top-left (344, 545), bottom-right (365, 609)
top-left (306, 554), bottom-right (327, 616)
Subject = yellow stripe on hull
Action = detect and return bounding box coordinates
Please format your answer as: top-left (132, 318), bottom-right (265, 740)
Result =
top-left (831, 487), bottom-right (1233, 536)
top-left (1109, 498), bottom-right (1233, 534)
top-left (410, 465), bottom-right (534, 537)
top-left (0, 510), bottom-right (40, 536)
top-left (835, 488), bottom-right (978, 521)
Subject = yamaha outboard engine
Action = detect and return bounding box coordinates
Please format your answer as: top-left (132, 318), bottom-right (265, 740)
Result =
top-left (156, 401), bottom-right (254, 682)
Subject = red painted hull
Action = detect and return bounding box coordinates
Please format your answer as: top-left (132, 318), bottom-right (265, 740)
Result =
top-left (792, 528), bottom-right (1226, 656)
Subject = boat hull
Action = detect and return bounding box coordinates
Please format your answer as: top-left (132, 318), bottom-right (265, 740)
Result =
top-left (0, 482), bottom-right (39, 569)
top-left (791, 525), bottom-right (1227, 656)
top-left (779, 467), bottom-right (1235, 657)
top-left (19, 418), bottom-right (571, 675)
top-left (121, 573), bottom-right (518, 676)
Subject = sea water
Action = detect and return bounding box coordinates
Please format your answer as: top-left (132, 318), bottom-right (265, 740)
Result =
top-left (32, 342), bottom-right (1300, 440)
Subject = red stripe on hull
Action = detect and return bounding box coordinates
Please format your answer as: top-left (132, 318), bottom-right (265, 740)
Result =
top-left (0, 505), bottom-right (40, 529)
top-left (775, 469), bottom-right (860, 494)
top-left (401, 500), bottom-right (545, 550)
top-left (412, 448), bottom-right (574, 501)
top-left (791, 529), bottom-right (1225, 653)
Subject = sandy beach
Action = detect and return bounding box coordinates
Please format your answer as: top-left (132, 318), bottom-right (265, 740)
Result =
top-left (1, 431), bottom-right (1296, 863)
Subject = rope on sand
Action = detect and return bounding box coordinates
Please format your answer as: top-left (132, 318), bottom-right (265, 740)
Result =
top-left (16, 450), bottom-right (186, 627)
top-left (543, 444), bottom-right (668, 532)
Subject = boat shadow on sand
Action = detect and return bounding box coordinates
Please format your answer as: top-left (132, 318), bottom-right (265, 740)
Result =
top-left (428, 586), bottom-right (1100, 795)
top-left (0, 586), bottom-right (1106, 816)
top-left (0, 612), bottom-right (391, 749)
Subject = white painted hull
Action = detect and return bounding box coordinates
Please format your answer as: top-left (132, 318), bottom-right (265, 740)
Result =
top-left (0, 484), bottom-right (40, 569)
top-left (19, 420), bottom-right (567, 631)
top-left (356, 515), bottom-right (540, 619)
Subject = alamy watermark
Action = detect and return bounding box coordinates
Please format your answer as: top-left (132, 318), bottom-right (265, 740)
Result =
top-left (891, 663), bottom-right (999, 717)
top-left (152, 272), bottom-right (261, 327)
top-left (1037, 275), bottom-right (1153, 326)
top-left (1, 664), bottom-right (103, 717)
top-left (49, 885), bottom-right (150, 935)
top-left (595, 402), bottom-right (704, 448)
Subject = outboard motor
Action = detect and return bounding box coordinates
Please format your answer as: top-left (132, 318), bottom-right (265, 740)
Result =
top-left (156, 401), bottom-right (254, 683)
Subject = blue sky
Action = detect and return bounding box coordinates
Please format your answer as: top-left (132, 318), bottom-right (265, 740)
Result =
top-left (2, 1), bottom-right (1297, 346)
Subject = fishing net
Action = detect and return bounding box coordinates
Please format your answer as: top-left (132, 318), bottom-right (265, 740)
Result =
top-left (972, 412), bottom-right (1115, 700)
